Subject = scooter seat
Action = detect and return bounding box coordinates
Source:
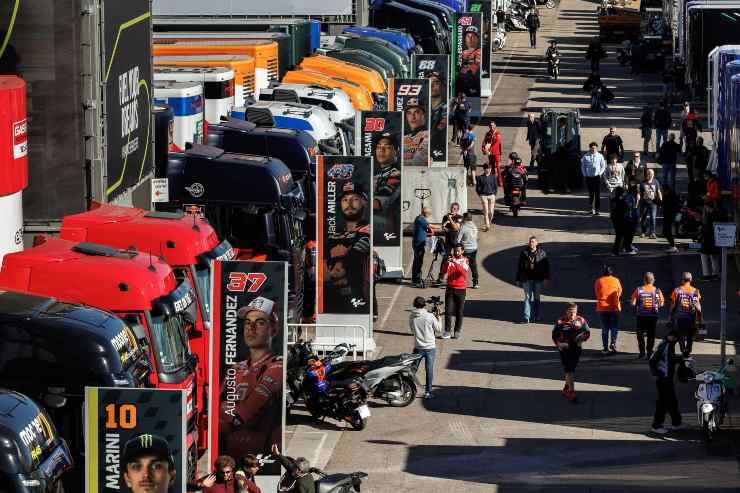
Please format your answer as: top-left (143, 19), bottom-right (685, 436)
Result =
top-left (316, 474), bottom-right (349, 493)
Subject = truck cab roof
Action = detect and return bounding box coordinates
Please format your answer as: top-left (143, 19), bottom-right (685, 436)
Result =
top-left (341, 26), bottom-right (417, 54)
top-left (60, 204), bottom-right (222, 267)
top-left (0, 290), bottom-right (145, 386)
top-left (167, 144), bottom-right (302, 208)
top-left (282, 69), bottom-right (374, 111)
top-left (236, 100), bottom-right (339, 141)
top-left (299, 55), bottom-right (386, 95)
top-left (0, 390), bottom-right (70, 478)
top-left (319, 48), bottom-right (395, 79)
top-left (0, 239), bottom-right (178, 312)
top-left (261, 83), bottom-right (355, 124)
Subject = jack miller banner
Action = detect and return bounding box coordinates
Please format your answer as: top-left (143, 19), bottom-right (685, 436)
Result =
top-left (85, 388), bottom-right (186, 493)
top-left (452, 12), bottom-right (483, 118)
top-left (412, 54), bottom-right (450, 167)
top-left (317, 156), bottom-right (373, 315)
top-left (388, 79), bottom-right (431, 167)
top-left (210, 260), bottom-right (287, 481)
top-left (469, 1), bottom-right (492, 97)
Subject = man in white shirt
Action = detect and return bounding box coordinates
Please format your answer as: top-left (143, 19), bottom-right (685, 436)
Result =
top-left (581, 142), bottom-right (607, 215)
top-left (409, 296), bottom-right (441, 398)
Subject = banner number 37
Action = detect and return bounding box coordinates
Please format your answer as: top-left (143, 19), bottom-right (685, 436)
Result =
top-left (227, 272), bottom-right (268, 293)
top-left (397, 84), bottom-right (422, 96)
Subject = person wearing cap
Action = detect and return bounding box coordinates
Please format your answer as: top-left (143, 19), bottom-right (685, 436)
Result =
top-left (373, 133), bottom-right (401, 239)
top-left (326, 179), bottom-right (371, 312)
top-left (122, 433), bottom-right (176, 493)
top-left (219, 297), bottom-right (283, 462)
top-left (403, 98), bottom-right (430, 166)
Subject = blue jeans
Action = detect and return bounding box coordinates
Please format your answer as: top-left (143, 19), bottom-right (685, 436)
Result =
top-left (600, 311), bottom-right (620, 349)
top-left (522, 280), bottom-right (543, 321)
top-left (655, 129), bottom-right (668, 151)
top-left (641, 202), bottom-right (657, 235)
top-left (662, 162), bottom-right (676, 190)
top-left (413, 347), bottom-right (436, 391)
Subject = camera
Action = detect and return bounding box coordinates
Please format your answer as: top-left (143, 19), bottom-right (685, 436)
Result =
top-left (426, 296), bottom-right (442, 306)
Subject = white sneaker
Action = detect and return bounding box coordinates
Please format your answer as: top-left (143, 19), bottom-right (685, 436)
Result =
top-left (670, 423), bottom-right (688, 431)
top-left (441, 332), bottom-right (452, 339)
top-left (665, 247), bottom-right (679, 253)
top-left (651, 426), bottom-right (668, 434)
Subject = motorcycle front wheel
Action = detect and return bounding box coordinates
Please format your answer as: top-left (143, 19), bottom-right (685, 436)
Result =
top-left (351, 411), bottom-right (368, 430)
top-left (388, 377), bottom-right (417, 407)
top-left (702, 416), bottom-right (714, 443)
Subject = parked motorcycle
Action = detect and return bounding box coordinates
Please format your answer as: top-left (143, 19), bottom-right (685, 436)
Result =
top-left (303, 358), bottom-right (371, 430)
top-left (492, 30), bottom-right (507, 51)
top-left (278, 458), bottom-right (367, 493)
top-left (324, 349), bottom-right (422, 407)
top-left (674, 198), bottom-right (702, 238)
top-left (694, 359), bottom-right (736, 443)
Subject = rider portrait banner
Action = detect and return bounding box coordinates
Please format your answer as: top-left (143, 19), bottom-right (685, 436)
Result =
top-left (469, 1), bottom-right (492, 97)
top-left (388, 78), bottom-right (431, 167)
top-left (210, 260), bottom-right (287, 482)
top-left (412, 54), bottom-right (450, 167)
top-left (317, 155), bottom-right (373, 319)
top-left (451, 12), bottom-right (483, 118)
top-left (85, 387), bottom-right (186, 493)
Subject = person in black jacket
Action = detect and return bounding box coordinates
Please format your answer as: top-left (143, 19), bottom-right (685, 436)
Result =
top-left (653, 102), bottom-right (672, 153)
top-left (640, 106), bottom-right (653, 156)
top-left (648, 330), bottom-right (686, 434)
top-left (526, 9), bottom-right (540, 48)
top-left (526, 113), bottom-right (542, 168)
top-left (272, 444), bottom-right (317, 493)
top-left (515, 236), bottom-right (550, 323)
top-left (586, 38), bottom-right (606, 72)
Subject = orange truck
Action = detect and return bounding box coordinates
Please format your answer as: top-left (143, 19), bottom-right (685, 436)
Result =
top-left (153, 54), bottom-right (256, 108)
top-left (298, 55), bottom-right (387, 110)
top-left (282, 69), bottom-right (374, 111)
top-left (153, 38), bottom-right (278, 95)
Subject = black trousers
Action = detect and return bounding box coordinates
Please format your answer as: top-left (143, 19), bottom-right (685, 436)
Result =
top-left (663, 218), bottom-right (675, 247)
top-left (653, 377), bottom-right (682, 428)
top-left (585, 176), bottom-right (601, 211)
top-left (411, 242), bottom-right (425, 283)
top-left (636, 316), bottom-right (658, 356)
top-left (529, 30), bottom-right (537, 47)
top-left (464, 250), bottom-right (478, 285)
top-left (445, 288), bottom-right (466, 334)
top-left (590, 57), bottom-right (600, 72)
top-left (675, 317), bottom-right (695, 356)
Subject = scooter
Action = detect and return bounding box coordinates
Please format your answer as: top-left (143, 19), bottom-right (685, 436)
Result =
top-left (547, 53), bottom-right (560, 80)
top-left (324, 348), bottom-right (422, 407)
top-left (694, 359), bottom-right (736, 443)
top-left (492, 29), bottom-right (507, 51)
top-left (508, 186), bottom-right (524, 217)
top-left (278, 457), bottom-right (367, 493)
top-left (302, 358), bottom-right (372, 430)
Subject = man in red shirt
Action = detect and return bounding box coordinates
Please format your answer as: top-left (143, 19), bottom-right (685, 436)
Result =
top-left (482, 121), bottom-right (503, 186)
top-left (195, 455), bottom-right (261, 493)
top-left (445, 243), bottom-right (469, 339)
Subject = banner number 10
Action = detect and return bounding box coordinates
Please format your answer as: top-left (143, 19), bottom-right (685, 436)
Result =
top-left (105, 404), bottom-right (138, 429)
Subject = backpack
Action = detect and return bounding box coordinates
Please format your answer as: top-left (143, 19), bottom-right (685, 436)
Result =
top-left (509, 169), bottom-right (525, 188)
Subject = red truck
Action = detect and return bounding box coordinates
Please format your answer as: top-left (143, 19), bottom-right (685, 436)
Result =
top-left (0, 239), bottom-right (201, 477)
top-left (58, 204), bottom-right (234, 450)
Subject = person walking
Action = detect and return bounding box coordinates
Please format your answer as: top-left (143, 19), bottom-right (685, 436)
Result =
top-left (586, 38), bottom-right (606, 72)
top-left (411, 207), bottom-right (434, 287)
top-left (445, 244), bottom-right (469, 339)
top-left (658, 133), bottom-right (681, 190)
top-left (515, 236), bottom-right (550, 324)
top-left (526, 8), bottom-right (540, 48)
top-left (552, 302), bottom-right (591, 402)
top-left (461, 124), bottom-right (477, 185)
top-left (691, 136), bottom-right (710, 180)
top-left (451, 93), bottom-right (471, 144)
top-left (601, 127), bottom-right (625, 161)
top-left (409, 296), bottom-right (441, 397)
top-left (648, 330), bottom-right (687, 434)
top-left (625, 151), bottom-right (648, 185)
top-left (669, 272), bottom-right (702, 356)
top-left (653, 102), bottom-right (672, 154)
top-left (482, 121), bottom-right (503, 186)
top-left (622, 182), bottom-right (641, 254)
top-left (699, 202), bottom-right (721, 281)
top-left (640, 106), bottom-right (654, 156)
top-left (456, 212), bottom-right (479, 288)
top-left (581, 142), bottom-right (607, 215)
top-left (594, 265), bottom-right (622, 354)
top-left (436, 203), bottom-right (463, 285)
top-left (639, 169), bottom-right (662, 238)
top-left (631, 272), bottom-right (665, 359)
top-left (611, 186), bottom-right (628, 254)
top-left (475, 164), bottom-right (498, 232)
top-left (662, 185), bottom-right (680, 253)
top-left (603, 154), bottom-right (626, 200)
top-left (526, 113), bottom-right (541, 168)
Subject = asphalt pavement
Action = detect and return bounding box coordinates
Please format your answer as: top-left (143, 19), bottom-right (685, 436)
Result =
top-left (286, 0), bottom-right (740, 490)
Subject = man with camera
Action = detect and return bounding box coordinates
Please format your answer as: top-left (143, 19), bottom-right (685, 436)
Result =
top-left (410, 296), bottom-right (442, 398)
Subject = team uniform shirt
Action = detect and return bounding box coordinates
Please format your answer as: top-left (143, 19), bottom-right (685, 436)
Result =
top-left (671, 284), bottom-right (701, 319)
top-left (220, 352), bottom-right (283, 459)
top-left (552, 316), bottom-right (591, 346)
top-left (594, 275), bottom-right (623, 312)
top-left (630, 284), bottom-right (664, 317)
top-left (403, 128), bottom-right (430, 166)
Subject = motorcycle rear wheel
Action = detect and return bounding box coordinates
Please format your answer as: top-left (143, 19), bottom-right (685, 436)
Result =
top-left (351, 411), bottom-right (368, 431)
top-left (702, 418), bottom-right (713, 443)
top-left (388, 377), bottom-right (417, 407)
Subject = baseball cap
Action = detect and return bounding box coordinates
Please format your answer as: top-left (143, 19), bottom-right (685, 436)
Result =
top-left (338, 181), bottom-right (369, 201)
top-left (464, 25), bottom-right (480, 35)
top-left (122, 433), bottom-right (174, 468)
top-left (375, 132), bottom-right (399, 151)
top-left (237, 296), bottom-right (278, 322)
top-left (404, 97), bottom-right (425, 111)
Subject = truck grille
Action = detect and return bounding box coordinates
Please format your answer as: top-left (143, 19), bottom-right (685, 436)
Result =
top-left (244, 73), bottom-right (256, 100)
top-left (267, 58), bottom-right (279, 81)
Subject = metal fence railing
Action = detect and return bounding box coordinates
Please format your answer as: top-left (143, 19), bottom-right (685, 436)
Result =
top-left (287, 323), bottom-right (369, 359)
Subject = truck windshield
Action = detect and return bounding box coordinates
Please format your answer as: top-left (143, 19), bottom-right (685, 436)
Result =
top-left (192, 264), bottom-right (211, 324)
top-left (149, 313), bottom-right (190, 374)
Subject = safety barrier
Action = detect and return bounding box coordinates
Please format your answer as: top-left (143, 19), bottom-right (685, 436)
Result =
top-left (287, 323), bottom-right (369, 359)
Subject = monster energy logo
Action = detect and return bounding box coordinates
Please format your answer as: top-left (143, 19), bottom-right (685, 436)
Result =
top-left (139, 434), bottom-right (153, 448)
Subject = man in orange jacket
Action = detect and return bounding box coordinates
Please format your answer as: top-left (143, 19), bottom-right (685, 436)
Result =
top-left (594, 265), bottom-right (622, 354)
top-left (482, 121), bottom-right (503, 186)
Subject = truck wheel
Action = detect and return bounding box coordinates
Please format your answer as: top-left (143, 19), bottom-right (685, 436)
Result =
top-left (389, 377), bottom-right (416, 407)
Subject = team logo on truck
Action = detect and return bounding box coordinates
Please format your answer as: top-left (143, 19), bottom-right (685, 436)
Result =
top-left (185, 182), bottom-right (205, 198)
top-left (12, 119), bottom-right (27, 159)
